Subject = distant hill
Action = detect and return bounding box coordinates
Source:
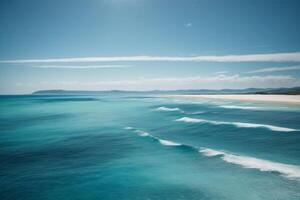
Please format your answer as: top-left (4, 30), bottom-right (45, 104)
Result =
top-left (32, 87), bottom-right (300, 95)
top-left (252, 87), bottom-right (300, 95)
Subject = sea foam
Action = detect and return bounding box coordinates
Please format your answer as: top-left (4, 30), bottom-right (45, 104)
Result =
top-left (156, 106), bottom-right (182, 112)
top-left (126, 127), bottom-right (300, 180)
top-left (175, 117), bottom-right (297, 132)
top-left (128, 127), bottom-right (182, 147)
top-left (199, 148), bottom-right (300, 180)
top-left (175, 117), bottom-right (204, 123)
top-left (219, 105), bottom-right (292, 111)
top-left (124, 126), bottom-right (134, 130)
top-left (188, 111), bottom-right (206, 114)
top-left (134, 130), bottom-right (150, 137)
top-left (159, 139), bottom-right (182, 146)
top-left (232, 122), bottom-right (296, 132)
top-left (219, 105), bottom-right (262, 110)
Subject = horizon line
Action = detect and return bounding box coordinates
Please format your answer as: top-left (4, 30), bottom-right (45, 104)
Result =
top-left (1, 86), bottom-right (300, 95)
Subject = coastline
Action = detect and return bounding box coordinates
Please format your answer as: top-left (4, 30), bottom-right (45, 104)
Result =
top-left (163, 94), bottom-right (300, 105)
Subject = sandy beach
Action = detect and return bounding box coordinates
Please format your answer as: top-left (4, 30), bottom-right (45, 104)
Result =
top-left (164, 94), bottom-right (300, 105)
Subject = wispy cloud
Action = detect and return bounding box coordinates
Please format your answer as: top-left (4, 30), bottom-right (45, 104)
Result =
top-left (31, 65), bottom-right (131, 69)
top-left (1, 52), bottom-right (300, 64)
top-left (35, 74), bottom-right (299, 91)
top-left (214, 71), bottom-right (229, 74)
top-left (248, 65), bottom-right (300, 73)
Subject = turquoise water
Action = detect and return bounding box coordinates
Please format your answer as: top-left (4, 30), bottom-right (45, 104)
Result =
top-left (1, 94), bottom-right (300, 200)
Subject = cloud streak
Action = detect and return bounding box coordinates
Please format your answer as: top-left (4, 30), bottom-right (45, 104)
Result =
top-left (36, 74), bottom-right (299, 91)
top-left (1, 52), bottom-right (300, 64)
top-left (248, 65), bottom-right (300, 73)
top-left (214, 71), bottom-right (229, 74)
top-left (31, 65), bottom-right (131, 69)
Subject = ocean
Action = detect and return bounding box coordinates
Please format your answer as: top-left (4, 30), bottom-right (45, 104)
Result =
top-left (1, 94), bottom-right (300, 200)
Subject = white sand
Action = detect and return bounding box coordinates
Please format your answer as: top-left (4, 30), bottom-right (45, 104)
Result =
top-left (164, 94), bottom-right (300, 105)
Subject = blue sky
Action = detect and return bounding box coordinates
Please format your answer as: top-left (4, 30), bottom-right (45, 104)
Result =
top-left (1, 0), bottom-right (300, 94)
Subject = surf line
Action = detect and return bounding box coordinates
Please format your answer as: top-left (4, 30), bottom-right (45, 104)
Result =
top-left (124, 127), bottom-right (195, 149)
top-left (175, 117), bottom-right (298, 132)
top-left (124, 127), bottom-right (300, 180)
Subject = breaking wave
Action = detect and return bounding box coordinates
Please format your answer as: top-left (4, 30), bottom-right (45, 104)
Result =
top-left (125, 127), bottom-right (300, 180)
top-left (219, 105), bottom-right (262, 110)
top-left (175, 117), bottom-right (204, 123)
top-left (134, 130), bottom-right (150, 137)
top-left (124, 126), bottom-right (134, 130)
top-left (156, 106), bottom-right (182, 112)
top-left (218, 105), bottom-right (295, 111)
top-left (175, 117), bottom-right (298, 132)
top-left (125, 127), bottom-right (184, 148)
top-left (159, 139), bottom-right (182, 146)
top-left (199, 148), bottom-right (300, 180)
top-left (188, 111), bottom-right (206, 114)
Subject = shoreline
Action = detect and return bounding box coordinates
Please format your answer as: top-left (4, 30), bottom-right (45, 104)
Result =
top-left (163, 94), bottom-right (300, 105)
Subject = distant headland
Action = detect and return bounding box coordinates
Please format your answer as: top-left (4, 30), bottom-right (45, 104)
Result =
top-left (32, 87), bottom-right (300, 95)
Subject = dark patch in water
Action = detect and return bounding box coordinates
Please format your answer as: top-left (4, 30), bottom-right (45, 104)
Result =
top-left (0, 113), bottom-right (73, 131)
top-left (0, 133), bottom-right (136, 170)
top-left (91, 183), bottom-right (215, 200)
top-left (32, 97), bottom-right (99, 103)
top-left (0, 132), bottom-right (140, 199)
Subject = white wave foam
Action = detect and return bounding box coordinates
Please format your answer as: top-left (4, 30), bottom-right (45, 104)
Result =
top-left (134, 130), bottom-right (150, 137)
top-left (232, 122), bottom-right (296, 132)
top-left (189, 111), bottom-right (206, 114)
top-left (199, 148), bottom-right (224, 156)
top-left (219, 105), bottom-right (294, 111)
top-left (176, 117), bottom-right (297, 132)
top-left (156, 106), bottom-right (181, 112)
top-left (219, 105), bottom-right (262, 110)
top-left (124, 126), bottom-right (134, 130)
top-left (124, 126), bottom-right (300, 180)
top-left (199, 148), bottom-right (300, 180)
top-left (175, 117), bottom-right (204, 123)
top-left (159, 139), bottom-right (182, 146)
top-left (129, 128), bottom-right (184, 147)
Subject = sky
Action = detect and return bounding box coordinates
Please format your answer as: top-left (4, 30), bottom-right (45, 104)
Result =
top-left (1, 0), bottom-right (300, 94)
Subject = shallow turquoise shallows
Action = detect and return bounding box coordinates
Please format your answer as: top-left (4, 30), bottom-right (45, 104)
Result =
top-left (1, 94), bottom-right (300, 200)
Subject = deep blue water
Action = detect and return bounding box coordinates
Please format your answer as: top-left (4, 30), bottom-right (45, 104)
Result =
top-left (0, 94), bottom-right (300, 200)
